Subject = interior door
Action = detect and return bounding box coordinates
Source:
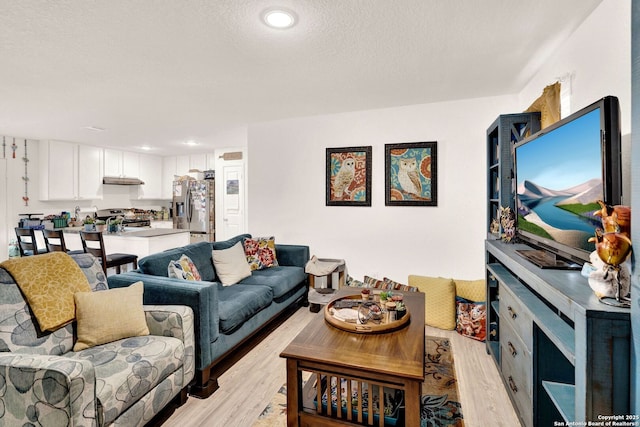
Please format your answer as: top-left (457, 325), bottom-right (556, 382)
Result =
top-left (215, 148), bottom-right (247, 241)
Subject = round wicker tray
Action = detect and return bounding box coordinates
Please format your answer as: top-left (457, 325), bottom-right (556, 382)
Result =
top-left (324, 294), bottom-right (410, 334)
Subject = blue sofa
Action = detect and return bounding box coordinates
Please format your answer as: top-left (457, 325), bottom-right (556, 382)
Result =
top-left (107, 234), bottom-right (309, 397)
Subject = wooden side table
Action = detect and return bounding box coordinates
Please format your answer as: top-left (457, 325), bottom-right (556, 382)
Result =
top-left (281, 288), bottom-right (425, 426)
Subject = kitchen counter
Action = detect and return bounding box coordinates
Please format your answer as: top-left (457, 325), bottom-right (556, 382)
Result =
top-left (61, 227), bottom-right (191, 261)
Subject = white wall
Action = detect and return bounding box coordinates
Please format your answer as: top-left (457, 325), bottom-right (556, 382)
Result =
top-left (518, 0), bottom-right (632, 203)
top-left (518, 0), bottom-right (631, 132)
top-left (246, 0), bottom-right (631, 284)
top-left (247, 95), bottom-right (517, 282)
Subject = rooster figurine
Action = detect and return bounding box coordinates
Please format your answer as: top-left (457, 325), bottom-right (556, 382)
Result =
top-left (587, 202), bottom-right (632, 307)
top-left (594, 200), bottom-right (631, 237)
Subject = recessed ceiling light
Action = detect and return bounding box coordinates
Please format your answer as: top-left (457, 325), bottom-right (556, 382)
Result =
top-left (83, 126), bottom-right (106, 132)
top-left (183, 140), bottom-right (199, 146)
top-left (140, 146), bottom-right (152, 151)
top-left (262, 8), bottom-right (297, 29)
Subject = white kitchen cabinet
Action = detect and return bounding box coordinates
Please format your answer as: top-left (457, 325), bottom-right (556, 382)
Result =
top-left (137, 153), bottom-right (163, 199)
top-left (39, 140), bottom-right (103, 200)
top-left (176, 155), bottom-right (190, 175)
top-left (77, 145), bottom-right (104, 199)
top-left (189, 154), bottom-right (207, 172)
top-left (174, 154), bottom-right (211, 175)
top-left (104, 149), bottom-right (139, 177)
top-left (160, 154), bottom-right (214, 199)
top-left (162, 156), bottom-right (177, 199)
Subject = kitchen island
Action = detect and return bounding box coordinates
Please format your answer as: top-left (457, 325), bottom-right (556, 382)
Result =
top-left (61, 227), bottom-right (191, 260)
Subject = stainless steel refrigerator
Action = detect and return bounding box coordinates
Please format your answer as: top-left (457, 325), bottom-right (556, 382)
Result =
top-left (173, 180), bottom-right (215, 242)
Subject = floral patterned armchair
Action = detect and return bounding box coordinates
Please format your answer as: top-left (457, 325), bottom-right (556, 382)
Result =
top-left (0, 253), bottom-right (194, 426)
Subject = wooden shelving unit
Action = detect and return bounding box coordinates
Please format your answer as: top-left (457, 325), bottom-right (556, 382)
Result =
top-left (485, 112), bottom-right (540, 235)
top-left (485, 240), bottom-right (631, 426)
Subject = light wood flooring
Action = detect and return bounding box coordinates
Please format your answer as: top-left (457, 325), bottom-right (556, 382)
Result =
top-left (154, 307), bottom-right (521, 427)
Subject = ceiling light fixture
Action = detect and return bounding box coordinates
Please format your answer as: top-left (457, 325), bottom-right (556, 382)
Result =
top-left (83, 126), bottom-right (106, 132)
top-left (183, 140), bottom-right (199, 146)
top-left (262, 8), bottom-right (297, 29)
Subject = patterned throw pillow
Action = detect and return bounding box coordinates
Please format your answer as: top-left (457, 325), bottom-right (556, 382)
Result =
top-left (346, 275), bottom-right (365, 288)
top-left (243, 236), bottom-right (279, 271)
top-left (384, 277), bottom-right (418, 293)
top-left (363, 276), bottom-right (390, 289)
top-left (168, 254), bottom-right (202, 281)
top-left (455, 296), bottom-right (487, 341)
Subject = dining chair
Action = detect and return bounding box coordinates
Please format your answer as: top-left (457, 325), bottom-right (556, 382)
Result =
top-left (79, 230), bottom-right (138, 275)
top-left (42, 229), bottom-right (84, 254)
top-left (14, 228), bottom-right (48, 256)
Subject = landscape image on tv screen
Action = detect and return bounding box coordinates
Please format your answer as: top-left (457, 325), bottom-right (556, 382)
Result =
top-left (516, 108), bottom-right (602, 253)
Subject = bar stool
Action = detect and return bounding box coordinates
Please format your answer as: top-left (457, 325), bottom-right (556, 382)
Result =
top-left (42, 229), bottom-right (84, 254)
top-left (14, 227), bottom-right (48, 256)
top-left (79, 230), bottom-right (138, 275)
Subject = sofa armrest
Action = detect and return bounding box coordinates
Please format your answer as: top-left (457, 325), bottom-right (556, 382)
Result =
top-left (0, 354), bottom-right (98, 426)
top-left (276, 244), bottom-right (310, 269)
top-left (108, 272), bottom-right (219, 371)
top-left (144, 305), bottom-right (195, 386)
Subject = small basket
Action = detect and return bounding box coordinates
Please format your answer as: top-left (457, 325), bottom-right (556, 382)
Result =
top-left (52, 218), bottom-right (67, 228)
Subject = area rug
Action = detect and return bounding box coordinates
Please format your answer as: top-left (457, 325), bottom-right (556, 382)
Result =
top-left (253, 336), bottom-right (464, 426)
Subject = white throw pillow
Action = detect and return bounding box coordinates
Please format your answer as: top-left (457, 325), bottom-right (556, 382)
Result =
top-left (212, 241), bottom-right (252, 286)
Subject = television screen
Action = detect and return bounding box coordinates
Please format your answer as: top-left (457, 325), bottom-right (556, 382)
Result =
top-left (514, 96), bottom-right (621, 266)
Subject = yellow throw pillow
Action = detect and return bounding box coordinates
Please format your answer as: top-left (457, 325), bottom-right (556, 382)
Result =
top-left (455, 279), bottom-right (486, 302)
top-left (73, 281), bottom-right (149, 351)
top-left (0, 252), bottom-right (91, 331)
top-left (407, 275), bottom-right (456, 330)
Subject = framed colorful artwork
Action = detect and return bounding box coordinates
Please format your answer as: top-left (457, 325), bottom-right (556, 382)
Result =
top-left (385, 141), bottom-right (437, 206)
top-left (326, 146), bottom-right (372, 206)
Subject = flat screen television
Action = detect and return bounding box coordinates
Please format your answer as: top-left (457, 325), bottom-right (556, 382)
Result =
top-left (514, 95), bottom-right (622, 268)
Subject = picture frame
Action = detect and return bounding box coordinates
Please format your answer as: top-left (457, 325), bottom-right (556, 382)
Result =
top-left (326, 146), bottom-right (372, 206)
top-left (385, 141), bottom-right (437, 206)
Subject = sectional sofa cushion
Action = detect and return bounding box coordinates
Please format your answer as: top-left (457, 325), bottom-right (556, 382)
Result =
top-left (138, 241), bottom-right (215, 281)
top-left (217, 284), bottom-right (273, 333)
top-left (239, 266), bottom-right (306, 299)
top-left (211, 233), bottom-right (252, 251)
top-left (65, 334), bottom-right (186, 425)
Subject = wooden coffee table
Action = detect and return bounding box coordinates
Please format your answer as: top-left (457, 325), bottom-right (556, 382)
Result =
top-left (281, 288), bottom-right (425, 426)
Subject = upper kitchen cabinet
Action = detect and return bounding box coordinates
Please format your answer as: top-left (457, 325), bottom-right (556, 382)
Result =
top-left (78, 145), bottom-right (104, 199)
top-left (161, 154), bottom-right (214, 199)
top-left (137, 153), bottom-right (163, 199)
top-left (162, 156), bottom-right (177, 200)
top-left (39, 140), bottom-right (103, 200)
top-left (104, 149), bottom-right (139, 178)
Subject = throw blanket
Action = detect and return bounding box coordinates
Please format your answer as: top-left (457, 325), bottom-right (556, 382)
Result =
top-left (0, 252), bottom-right (91, 331)
top-left (305, 256), bottom-right (344, 276)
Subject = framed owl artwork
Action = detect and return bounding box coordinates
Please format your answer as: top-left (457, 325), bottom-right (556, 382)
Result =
top-left (385, 141), bottom-right (438, 206)
top-left (326, 146), bottom-right (372, 206)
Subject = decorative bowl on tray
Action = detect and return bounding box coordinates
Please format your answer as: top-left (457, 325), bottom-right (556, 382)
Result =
top-left (324, 294), bottom-right (410, 333)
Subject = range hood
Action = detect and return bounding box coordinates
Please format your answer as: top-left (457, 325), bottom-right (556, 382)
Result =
top-left (102, 176), bottom-right (145, 185)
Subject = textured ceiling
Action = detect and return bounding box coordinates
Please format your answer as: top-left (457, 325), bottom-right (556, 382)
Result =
top-left (0, 0), bottom-right (602, 155)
